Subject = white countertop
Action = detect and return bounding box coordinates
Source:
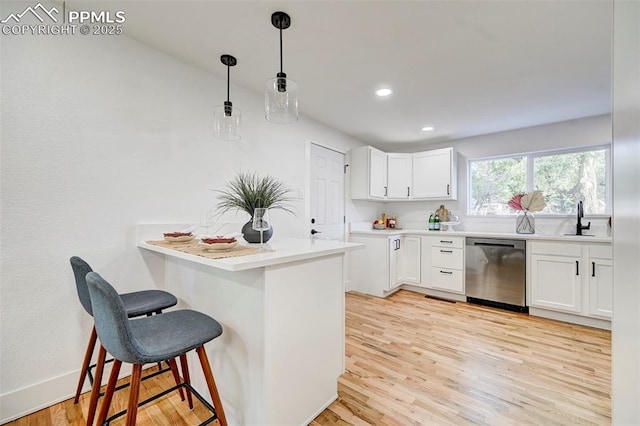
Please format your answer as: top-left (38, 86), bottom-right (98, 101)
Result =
top-left (350, 228), bottom-right (612, 243)
top-left (138, 231), bottom-right (363, 271)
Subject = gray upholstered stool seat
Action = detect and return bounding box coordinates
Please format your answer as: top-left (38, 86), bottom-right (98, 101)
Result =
top-left (70, 256), bottom-right (180, 425)
top-left (120, 290), bottom-right (178, 317)
top-left (87, 271), bottom-right (227, 426)
top-left (127, 310), bottom-right (223, 364)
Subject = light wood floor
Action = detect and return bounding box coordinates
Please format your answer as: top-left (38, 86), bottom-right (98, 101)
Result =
top-left (8, 290), bottom-right (610, 425)
top-left (312, 290), bottom-right (611, 426)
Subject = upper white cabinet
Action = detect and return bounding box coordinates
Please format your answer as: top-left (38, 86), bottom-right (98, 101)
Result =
top-left (350, 146), bottom-right (387, 200)
top-left (387, 154), bottom-right (413, 199)
top-left (412, 148), bottom-right (457, 200)
top-left (349, 146), bottom-right (457, 201)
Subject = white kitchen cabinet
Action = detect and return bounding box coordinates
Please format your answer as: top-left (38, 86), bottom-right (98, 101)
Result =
top-left (350, 146), bottom-right (388, 200)
top-left (412, 148), bottom-right (457, 200)
top-left (588, 245), bottom-right (613, 319)
top-left (349, 234), bottom-right (403, 297)
top-left (387, 154), bottom-right (412, 199)
top-left (389, 236), bottom-right (403, 290)
top-left (424, 236), bottom-right (464, 294)
top-left (402, 236), bottom-right (421, 284)
top-left (530, 253), bottom-right (583, 314)
top-left (350, 146), bottom-right (456, 201)
top-left (529, 241), bottom-right (612, 320)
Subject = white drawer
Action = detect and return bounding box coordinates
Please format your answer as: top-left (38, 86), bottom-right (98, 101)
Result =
top-left (529, 241), bottom-right (581, 256)
top-left (431, 247), bottom-right (463, 270)
top-left (430, 267), bottom-right (464, 293)
top-left (431, 236), bottom-right (464, 249)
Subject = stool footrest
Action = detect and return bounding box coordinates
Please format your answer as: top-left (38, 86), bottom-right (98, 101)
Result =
top-left (103, 382), bottom-right (219, 426)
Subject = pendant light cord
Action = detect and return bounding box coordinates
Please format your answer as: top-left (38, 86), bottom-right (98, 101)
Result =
top-left (226, 64), bottom-right (230, 103)
top-left (279, 27), bottom-right (283, 74)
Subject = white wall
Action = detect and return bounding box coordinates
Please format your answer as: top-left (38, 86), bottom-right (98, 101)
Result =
top-left (361, 115), bottom-right (612, 235)
top-left (612, 0), bottom-right (640, 422)
top-left (0, 27), bottom-right (369, 422)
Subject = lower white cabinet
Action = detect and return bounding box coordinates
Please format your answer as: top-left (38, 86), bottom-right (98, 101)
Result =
top-left (422, 236), bottom-right (465, 294)
top-left (529, 241), bottom-right (612, 320)
top-left (349, 234), bottom-right (402, 297)
top-left (389, 236), bottom-right (402, 290)
top-left (402, 236), bottom-right (421, 284)
top-left (588, 245), bottom-right (613, 319)
top-left (349, 234), bottom-right (421, 297)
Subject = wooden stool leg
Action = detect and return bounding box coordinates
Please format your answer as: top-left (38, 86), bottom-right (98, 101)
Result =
top-left (196, 346), bottom-right (227, 426)
top-left (74, 326), bottom-right (97, 403)
top-left (125, 364), bottom-right (143, 426)
top-left (95, 359), bottom-right (121, 426)
top-left (86, 345), bottom-right (107, 426)
top-left (179, 354), bottom-right (193, 409)
top-left (168, 358), bottom-right (185, 401)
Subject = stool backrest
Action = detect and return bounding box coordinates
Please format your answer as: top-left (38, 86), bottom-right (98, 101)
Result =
top-left (86, 271), bottom-right (143, 364)
top-left (70, 256), bottom-right (94, 315)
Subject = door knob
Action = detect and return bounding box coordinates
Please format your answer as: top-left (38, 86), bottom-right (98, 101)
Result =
top-left (311, 229), bottom-right (322, 235)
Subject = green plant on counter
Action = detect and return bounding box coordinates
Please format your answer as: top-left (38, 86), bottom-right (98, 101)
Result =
top-left (215, 171), bottom-right (295, 217)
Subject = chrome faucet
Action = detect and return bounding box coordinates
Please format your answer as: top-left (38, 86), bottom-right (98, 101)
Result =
top-left (576, 200), bottom-right (591, 235)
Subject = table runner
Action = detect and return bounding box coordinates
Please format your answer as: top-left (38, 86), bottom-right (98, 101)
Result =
top-left (146, 239), bottom-right (272, 260)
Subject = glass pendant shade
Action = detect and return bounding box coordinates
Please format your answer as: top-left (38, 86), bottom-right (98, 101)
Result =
top-left (214, 54), bottom-right (241, 141)
top-left (213, 103), bottom-right (241, 141)
top-left (265, 76), bottom-right (298, 124)
top-left (266, 11), bottom-right (298, 124)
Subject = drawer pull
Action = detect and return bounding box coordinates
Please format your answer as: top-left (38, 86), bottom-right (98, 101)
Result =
top-left (440, 270), bottom-right (453, 275)
top-left (440, 240), bottom-right (453, 244)
top-left (440, 249), bottom-right (453, 253)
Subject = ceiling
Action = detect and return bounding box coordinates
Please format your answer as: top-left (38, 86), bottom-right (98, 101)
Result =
top-left (80, 1), bottom-right (612, 148)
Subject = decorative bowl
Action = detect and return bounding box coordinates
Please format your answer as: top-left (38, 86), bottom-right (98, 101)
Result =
top-left (163, 232), bottom-right (195, 242)
top-left (373, 224), bottom-right (386, 230)
top-left (198, 239), bottom-right (239, 251)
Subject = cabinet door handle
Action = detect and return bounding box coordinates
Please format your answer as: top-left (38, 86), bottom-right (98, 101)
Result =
top-left (407, 186), bottom-right (410, 197)
top-left (576, 261), bottom-right (580, 276)
top-left (440, 249), bottom-right (453, 253)
top-left (440, 270), bottom-right (453, 275)
top-left (592, 262), bottom-right (596, 277)
top-left (384, 186), bottom-right (388, 197)
top-left (447, 184), bottom-right (450, 195)
top-left (397, 239), bottom-right (401, 250)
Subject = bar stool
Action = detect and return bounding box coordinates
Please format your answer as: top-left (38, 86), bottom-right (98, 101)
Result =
top-left (86, 271), bottom-right (227, 426)
top-left (70, 256), bottom-right (182, 424)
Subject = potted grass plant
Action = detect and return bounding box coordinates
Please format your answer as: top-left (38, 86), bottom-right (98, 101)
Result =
top-left (215, 171), bottom-right (295, 243)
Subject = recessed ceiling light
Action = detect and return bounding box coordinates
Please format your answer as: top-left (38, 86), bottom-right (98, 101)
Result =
top-left (421, 126), bottom-right (435, 132)
top-left (375, 88), bottom-right (393, 97)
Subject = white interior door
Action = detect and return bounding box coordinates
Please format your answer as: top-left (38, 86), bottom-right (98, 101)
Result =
top-left (309, 143), bottom-right (345, 240)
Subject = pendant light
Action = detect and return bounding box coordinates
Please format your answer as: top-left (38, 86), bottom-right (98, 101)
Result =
top-left (213, 54), bottom-right (241, 141)
top-left (265, 11), bottom-right (298, 124)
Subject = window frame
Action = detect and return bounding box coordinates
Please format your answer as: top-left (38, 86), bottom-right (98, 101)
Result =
top-left (467, 144), bottom-right (612, 217)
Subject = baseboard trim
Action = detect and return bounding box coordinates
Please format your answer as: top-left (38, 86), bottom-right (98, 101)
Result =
top-left (302, 393), bottom-right (338, 425)
top-left (0, 363), bottom-right (139, 424)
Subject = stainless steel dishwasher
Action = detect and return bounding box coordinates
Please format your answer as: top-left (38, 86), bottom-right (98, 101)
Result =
top-left (465, 238), bottom-right (527, 312)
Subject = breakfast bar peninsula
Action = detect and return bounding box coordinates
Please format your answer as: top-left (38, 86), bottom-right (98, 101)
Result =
top-left (137, 224), bottom-right (363, 426)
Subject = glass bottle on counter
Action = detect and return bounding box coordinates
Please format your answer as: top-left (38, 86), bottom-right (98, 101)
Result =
top-left (434, 213), bottom-right (441, 231)
top-left (428, 214), bottom-right (434, 230)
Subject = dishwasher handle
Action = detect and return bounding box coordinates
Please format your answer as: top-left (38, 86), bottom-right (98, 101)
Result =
top-left (466, 238), bottom-right (525, 250)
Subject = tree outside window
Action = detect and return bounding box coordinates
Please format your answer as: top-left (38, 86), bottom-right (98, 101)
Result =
top-left (469, 147), bottom-right (609, 215)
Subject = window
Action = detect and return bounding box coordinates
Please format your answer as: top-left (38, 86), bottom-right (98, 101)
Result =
top-left (469, 146), bottom-right (610, 215)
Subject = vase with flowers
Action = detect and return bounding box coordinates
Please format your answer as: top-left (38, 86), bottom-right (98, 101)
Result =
top-left (215, 171), bottom-right (295, 243)
top-left (508, 190), bottom-right (546, 234)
